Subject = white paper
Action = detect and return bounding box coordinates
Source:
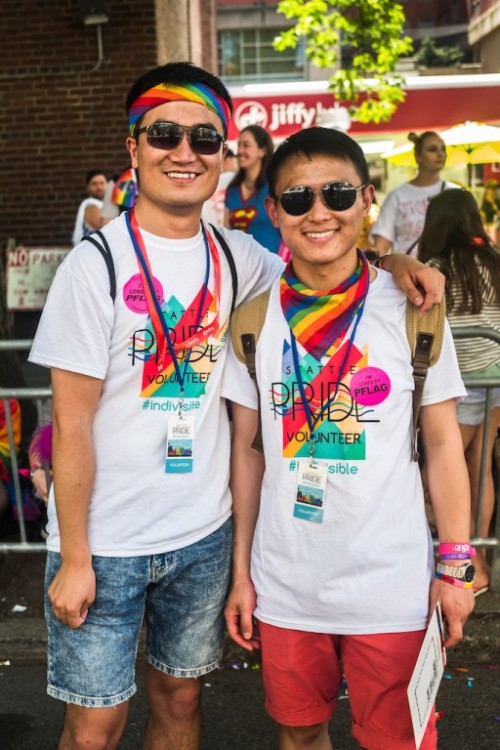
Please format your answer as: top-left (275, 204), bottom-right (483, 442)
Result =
top-left (407, 604), bottom-right (446, 749)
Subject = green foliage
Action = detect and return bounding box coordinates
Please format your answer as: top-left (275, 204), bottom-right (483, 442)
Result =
top-left (275, 0), bottom-right (413, 124)
top-left (415, 37), bottom-right (465, 68)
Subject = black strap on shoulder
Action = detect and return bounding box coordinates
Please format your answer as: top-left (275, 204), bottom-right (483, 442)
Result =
top-left (82, 230), bottom-right (116, 301)
top-left (209, 224), bottom-right (238, 315)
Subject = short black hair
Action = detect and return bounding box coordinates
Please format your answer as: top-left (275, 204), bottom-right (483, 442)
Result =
top-left (125, 61), bottom-right (233, 134)
top-left (85, 169), bottom-right (106, 185)
top-left (267, 127), bottom-right (369, 198)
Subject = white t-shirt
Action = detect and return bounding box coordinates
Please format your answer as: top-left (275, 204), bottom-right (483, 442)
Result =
top-left (30, 214), bottom-right (283, 556)
top-left (372, 181), bottom-right (457, 256)
top-left (222, 269), bottom-right (466, 635)
top-left (72, 197), bottom-right (103, 246)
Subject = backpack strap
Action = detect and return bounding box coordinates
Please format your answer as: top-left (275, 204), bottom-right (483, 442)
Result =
top-left (231, 288), bottom-right (271, 452)
top-left (82, 230), bottom-right (116, 301)
top-left (406, 298), bottom-right (446, 461)
top-left (209, 224), bottom-right (238, 315)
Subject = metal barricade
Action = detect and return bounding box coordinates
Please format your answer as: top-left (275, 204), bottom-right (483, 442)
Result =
top-left (451, 327), bottom-right (500, 591)
top-left (1, 333), bottom-right (500, 589)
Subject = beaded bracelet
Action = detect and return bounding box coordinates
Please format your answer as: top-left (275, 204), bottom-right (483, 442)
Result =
top-left (438, 543), bottom-right (475, 557)
top-left (435, 572), bottom-right (473, 589)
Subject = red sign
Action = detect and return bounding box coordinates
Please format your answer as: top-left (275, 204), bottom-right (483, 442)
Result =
top-left (227, 76), bottom-right (500, 140)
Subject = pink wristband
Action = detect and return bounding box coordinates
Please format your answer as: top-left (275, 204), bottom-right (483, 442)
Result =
top-left (438, 543), bottom-right (475, 557)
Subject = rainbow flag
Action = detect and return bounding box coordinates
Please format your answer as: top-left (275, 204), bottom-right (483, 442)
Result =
top-left (111, 168), bottom-right (138, 208)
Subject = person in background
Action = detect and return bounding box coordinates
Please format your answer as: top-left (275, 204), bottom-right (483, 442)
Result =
top-left (480, 179), bottom-right (499, 245)
top-left (372, 131), bottom-right (456, 257)
top-left (202, 147), bottom-right (237, 225)
top-left (357, 194), bottom-right (380, 252)
top-left (224, 125), bottom-right (282, 253)
top-left (0, 399), bottom-right (22, 527)
top-left (71, 169), bottom-right (108, 246)
top-left (223, 126), bottom-right (474, 750)
top-left (419, 188), bottom-right (500, 596)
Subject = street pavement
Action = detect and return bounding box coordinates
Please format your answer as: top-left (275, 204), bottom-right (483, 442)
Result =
top-left (0, 554), bottom-right (499, 749)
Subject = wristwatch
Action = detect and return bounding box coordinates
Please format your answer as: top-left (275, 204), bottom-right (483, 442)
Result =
top-left (436, 562), bottom-right (475, 583)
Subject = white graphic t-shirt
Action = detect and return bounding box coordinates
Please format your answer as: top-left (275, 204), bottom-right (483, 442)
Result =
top-left (372, 181), bottom-right (458, 256)
top-left (30, 214), bottom-right (283, 556)
top-left (222, 269), bottom-right (466, 634)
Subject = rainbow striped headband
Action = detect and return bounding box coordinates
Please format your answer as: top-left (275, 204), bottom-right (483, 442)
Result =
top-left (128, 82), bottom-right (231, 137)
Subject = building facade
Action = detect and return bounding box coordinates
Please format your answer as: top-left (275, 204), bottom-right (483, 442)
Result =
top-left (0, 0), bottom-right (218, 250)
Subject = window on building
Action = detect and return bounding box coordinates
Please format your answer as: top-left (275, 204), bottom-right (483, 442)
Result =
top-left (218, 29), bottom-right (306, 84)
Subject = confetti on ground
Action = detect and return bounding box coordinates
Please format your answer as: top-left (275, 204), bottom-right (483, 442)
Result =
top-left (435, 710), bottom-right (445, 721)
top-left (11, 604), bottom-right (27, 613)
top-left (0, 660), bottom-right (11, 666)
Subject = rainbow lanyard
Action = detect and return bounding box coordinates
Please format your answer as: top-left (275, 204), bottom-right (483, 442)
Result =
top-left (126, 208), bottom-right (221, 408)
top-left (290, 300), bottom-right (366, 464)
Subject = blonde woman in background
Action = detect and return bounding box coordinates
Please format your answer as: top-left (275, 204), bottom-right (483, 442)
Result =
top-left (372, 131), bottom-right (457, 257)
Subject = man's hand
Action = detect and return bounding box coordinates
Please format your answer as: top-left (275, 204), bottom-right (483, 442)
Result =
top-left (429, 578), bottom-right (475, 648)
top-left (48, 559), bottom-right (96, 630)
top-left (224, 576), bottom-right (260, 651)
top-left (381, 254), bottom-right (445, 314)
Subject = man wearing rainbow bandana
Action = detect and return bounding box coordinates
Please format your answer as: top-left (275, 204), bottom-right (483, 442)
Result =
top-left (223, 127), bottom-right (475, 750)
top-left (30, 62), bottom-right (447, 750)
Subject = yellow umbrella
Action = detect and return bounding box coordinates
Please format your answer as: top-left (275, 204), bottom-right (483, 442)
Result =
top-left (382, 121), bottom-right (500, 167)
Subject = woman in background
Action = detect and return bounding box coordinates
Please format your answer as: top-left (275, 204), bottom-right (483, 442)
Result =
top-left (224, 125), bottom-right (282, 254)
top-left (419, 189), bottom-right (500, 594)
top-left (372, 130), bottom-right (456, 257)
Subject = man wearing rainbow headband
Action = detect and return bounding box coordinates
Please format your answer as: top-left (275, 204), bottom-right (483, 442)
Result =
top-left (30, 62), bottom-right (447, 750)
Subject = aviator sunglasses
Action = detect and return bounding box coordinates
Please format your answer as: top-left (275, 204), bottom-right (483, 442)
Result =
top-left (277, 182), bottom-right (365, 216)
top-left (134, 121), bottom-right (224, 155)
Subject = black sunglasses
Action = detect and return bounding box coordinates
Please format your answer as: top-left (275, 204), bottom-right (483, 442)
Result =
top-left (277, 182), bottom-right (365, 216)
top-left (134, 121), bottom-right (224, 155)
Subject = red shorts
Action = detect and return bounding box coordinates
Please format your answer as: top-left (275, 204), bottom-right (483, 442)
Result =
top-left (258, 622), bottom-right (437, 750)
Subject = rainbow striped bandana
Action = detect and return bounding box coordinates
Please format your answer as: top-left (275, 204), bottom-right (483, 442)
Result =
top-left (280, 251), bottom-right (369, 361)
top-left (128, 82), bottom-right (231, 136)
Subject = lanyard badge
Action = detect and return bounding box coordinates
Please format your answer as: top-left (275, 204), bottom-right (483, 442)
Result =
top-left (290, 301), bottom-right (366, 523)
top-left (126, 210), bottom-right (222, 473)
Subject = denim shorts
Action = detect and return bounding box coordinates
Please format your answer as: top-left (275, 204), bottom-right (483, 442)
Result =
top-left (44, 517), bottom-right (232, 707)
top-left (456, 387), bottom-right (500, 426)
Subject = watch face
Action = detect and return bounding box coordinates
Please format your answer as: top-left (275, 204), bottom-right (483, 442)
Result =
top-left (464, 564), bottom-right (476, 583)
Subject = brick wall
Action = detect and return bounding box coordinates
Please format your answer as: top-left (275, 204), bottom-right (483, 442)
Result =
top-left (0, 1), bottom-right (159, 248)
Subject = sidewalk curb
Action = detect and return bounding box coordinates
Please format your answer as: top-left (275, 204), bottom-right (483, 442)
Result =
top-left (1, 594), bottom-right (499, 666)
